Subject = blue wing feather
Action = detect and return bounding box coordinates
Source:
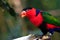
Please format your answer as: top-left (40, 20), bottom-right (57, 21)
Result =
top-left (36, 9), bottom-right (40, 16)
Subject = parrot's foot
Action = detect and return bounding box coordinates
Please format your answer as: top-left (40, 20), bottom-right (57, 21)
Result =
top-left (42, 35), bottom-right (51, 40)
top-left (34, 34), bottom-right (51, 40)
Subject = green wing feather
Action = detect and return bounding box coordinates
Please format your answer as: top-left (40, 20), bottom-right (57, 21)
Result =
top-left (42, 12), bottom-right (60, 26)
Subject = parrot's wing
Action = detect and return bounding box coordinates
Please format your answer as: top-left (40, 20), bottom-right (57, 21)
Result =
top-left (42, 11), bottom-right (60, 26)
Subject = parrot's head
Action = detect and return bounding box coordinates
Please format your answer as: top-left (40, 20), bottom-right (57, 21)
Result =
top-left (20, 7), bottom-right (32, 18)
top-left (20, 7), bottom-right (36, 19)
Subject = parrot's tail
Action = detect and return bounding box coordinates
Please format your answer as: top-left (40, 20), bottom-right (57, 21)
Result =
top-left (54, 27), bottom-right (60, 32)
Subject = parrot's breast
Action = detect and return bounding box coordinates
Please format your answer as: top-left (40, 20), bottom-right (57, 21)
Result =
top-left (28, 13), bottom-right (43, 27)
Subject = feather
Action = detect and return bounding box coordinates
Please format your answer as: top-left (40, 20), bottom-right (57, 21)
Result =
top-left (42, 12), bottom-right (60, 26)
top-left (36, 9), bottom-right (40, 16)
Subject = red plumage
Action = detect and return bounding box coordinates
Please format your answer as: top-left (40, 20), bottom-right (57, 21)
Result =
top-left (21, 7), bottom-right (60, 36)
top-left (26, 8), bottom-right (43, 27)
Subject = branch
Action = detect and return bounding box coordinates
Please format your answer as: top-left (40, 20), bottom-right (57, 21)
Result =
top-left (0, 0), bottom-right (17, 17)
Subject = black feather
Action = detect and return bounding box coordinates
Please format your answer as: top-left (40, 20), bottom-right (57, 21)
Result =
top-left (23, 7), bottom-right (32, 11)
top-left (38, 21), bottom-right (48, 35)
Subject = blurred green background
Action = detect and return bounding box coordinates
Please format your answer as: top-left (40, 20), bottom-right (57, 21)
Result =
top-left (0, 0), bottom-right (60, 40)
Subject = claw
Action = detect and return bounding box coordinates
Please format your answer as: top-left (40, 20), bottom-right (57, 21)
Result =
top-left (42, 35), bottom-right (51, 40)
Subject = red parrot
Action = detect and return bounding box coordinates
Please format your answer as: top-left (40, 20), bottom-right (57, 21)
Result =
top-left (20, 7), bottom-right (60, 36)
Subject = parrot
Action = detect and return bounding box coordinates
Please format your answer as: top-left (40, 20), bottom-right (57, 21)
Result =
top-left (20, 7), bottom-right (60, 38)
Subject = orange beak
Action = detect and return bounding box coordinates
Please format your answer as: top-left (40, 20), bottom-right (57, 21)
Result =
top-left (20, 11), bottom-right (26, 18)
